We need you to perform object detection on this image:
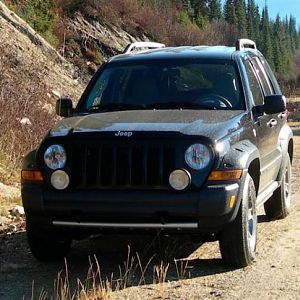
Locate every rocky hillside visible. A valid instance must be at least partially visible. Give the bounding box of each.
[0,1,80,215]
[64,12,148,75]
[0,0,151,216]
[0,1,85,184]
[0,1,84,98]
[0,0,152,182]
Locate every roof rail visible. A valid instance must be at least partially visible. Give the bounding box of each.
[123,42,166,54]
[236,39,257,51]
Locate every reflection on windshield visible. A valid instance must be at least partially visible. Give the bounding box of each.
[81,60,244,112]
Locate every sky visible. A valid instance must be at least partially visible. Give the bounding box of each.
[257,0,300,27]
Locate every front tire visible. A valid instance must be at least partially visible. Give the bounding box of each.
[219,174,257,267]
[26,218,71,261]
[264,154,292,220]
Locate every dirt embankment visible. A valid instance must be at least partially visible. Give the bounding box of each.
[0,0,87,221]
[0,127,300,300]
[0,1,85,99]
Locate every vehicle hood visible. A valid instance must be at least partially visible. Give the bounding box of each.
[50,110,248,142]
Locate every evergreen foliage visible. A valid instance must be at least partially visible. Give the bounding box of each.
[235,0,247,37]
[177,0,300,82]
[260,7,274,67]
[224,0,237,24]
[14,0,59,46]
[4,0,300,84]
[208,0,222,21]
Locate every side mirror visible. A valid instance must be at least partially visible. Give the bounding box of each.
[56,97,73,117]
[264,94,286,115]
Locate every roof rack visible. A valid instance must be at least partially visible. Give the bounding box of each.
[123,42,166,54]
[236,39,257,51]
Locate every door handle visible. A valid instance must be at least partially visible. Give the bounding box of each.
[267,119,277,127]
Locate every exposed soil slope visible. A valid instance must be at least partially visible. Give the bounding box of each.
[0,1,84,101]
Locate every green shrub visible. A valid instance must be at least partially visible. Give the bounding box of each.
[15,0,59,47]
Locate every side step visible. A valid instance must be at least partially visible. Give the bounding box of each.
[256,181,279,207]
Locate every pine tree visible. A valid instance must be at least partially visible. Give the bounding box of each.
[247,0,257,40]
[224,0,236,24]
[288,16,298,52]
[208,0,222,21]
[272,15,285,75]
[283,16,293,55]
[190,0,209,28]
[235,0,247,37]
[260,6,273,67]
[253,5,261,43]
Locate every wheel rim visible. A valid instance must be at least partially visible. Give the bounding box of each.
[283,164,291,209]
[247,197,257,253]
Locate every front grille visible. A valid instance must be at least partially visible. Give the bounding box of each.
[72,140,176,189]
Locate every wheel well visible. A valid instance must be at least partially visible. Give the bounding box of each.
[248,159,260,195]
[288,139,293,163]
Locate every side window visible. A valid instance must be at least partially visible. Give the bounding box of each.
[244,60,264,106]
[259,56,281,94]
[251,57,274,95]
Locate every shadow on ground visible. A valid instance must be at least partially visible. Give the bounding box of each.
[0,229,235,299]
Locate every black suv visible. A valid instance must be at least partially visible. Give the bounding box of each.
[21,39,293,267]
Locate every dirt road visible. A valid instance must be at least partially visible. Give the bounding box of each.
[1,128,300,300]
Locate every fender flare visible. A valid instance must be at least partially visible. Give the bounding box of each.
[220,140,260,171]
[22,149,38,170]
[220,139,260,195]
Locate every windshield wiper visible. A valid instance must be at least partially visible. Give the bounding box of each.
[87,103,147,112]
[145,102,216,110]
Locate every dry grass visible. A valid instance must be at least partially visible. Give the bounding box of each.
[0,196,22,216]
[26,237,194,300]
[0,44,57,183]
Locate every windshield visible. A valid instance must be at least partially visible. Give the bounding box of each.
[78,59,244,113]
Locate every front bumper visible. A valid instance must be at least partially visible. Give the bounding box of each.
[22,181,243,234]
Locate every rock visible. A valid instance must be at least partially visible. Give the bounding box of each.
[19,117,32,126]
[9,205,25,217]
[42,103,54,114]
[8,224,17,232]
[0,216,10,226]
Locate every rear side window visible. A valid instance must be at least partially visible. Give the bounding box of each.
[259,56,281,94]
[244,60,264,106]
[251,57,274,96]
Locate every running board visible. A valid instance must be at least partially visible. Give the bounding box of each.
[52,221,198,230]
[256,181,279,207]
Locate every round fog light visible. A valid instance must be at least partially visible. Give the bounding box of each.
[51,170,70,190]
[169,169,190,190]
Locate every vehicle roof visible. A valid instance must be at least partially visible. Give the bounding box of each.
[108,45,258,63]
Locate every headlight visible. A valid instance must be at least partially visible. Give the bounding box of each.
[51,170,70,190]
[185,144,210,170]
[44,144,66,170]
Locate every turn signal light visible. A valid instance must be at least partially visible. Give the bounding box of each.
[208,170,242,181]
[21,170,44,182]
[229,195,236,208]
